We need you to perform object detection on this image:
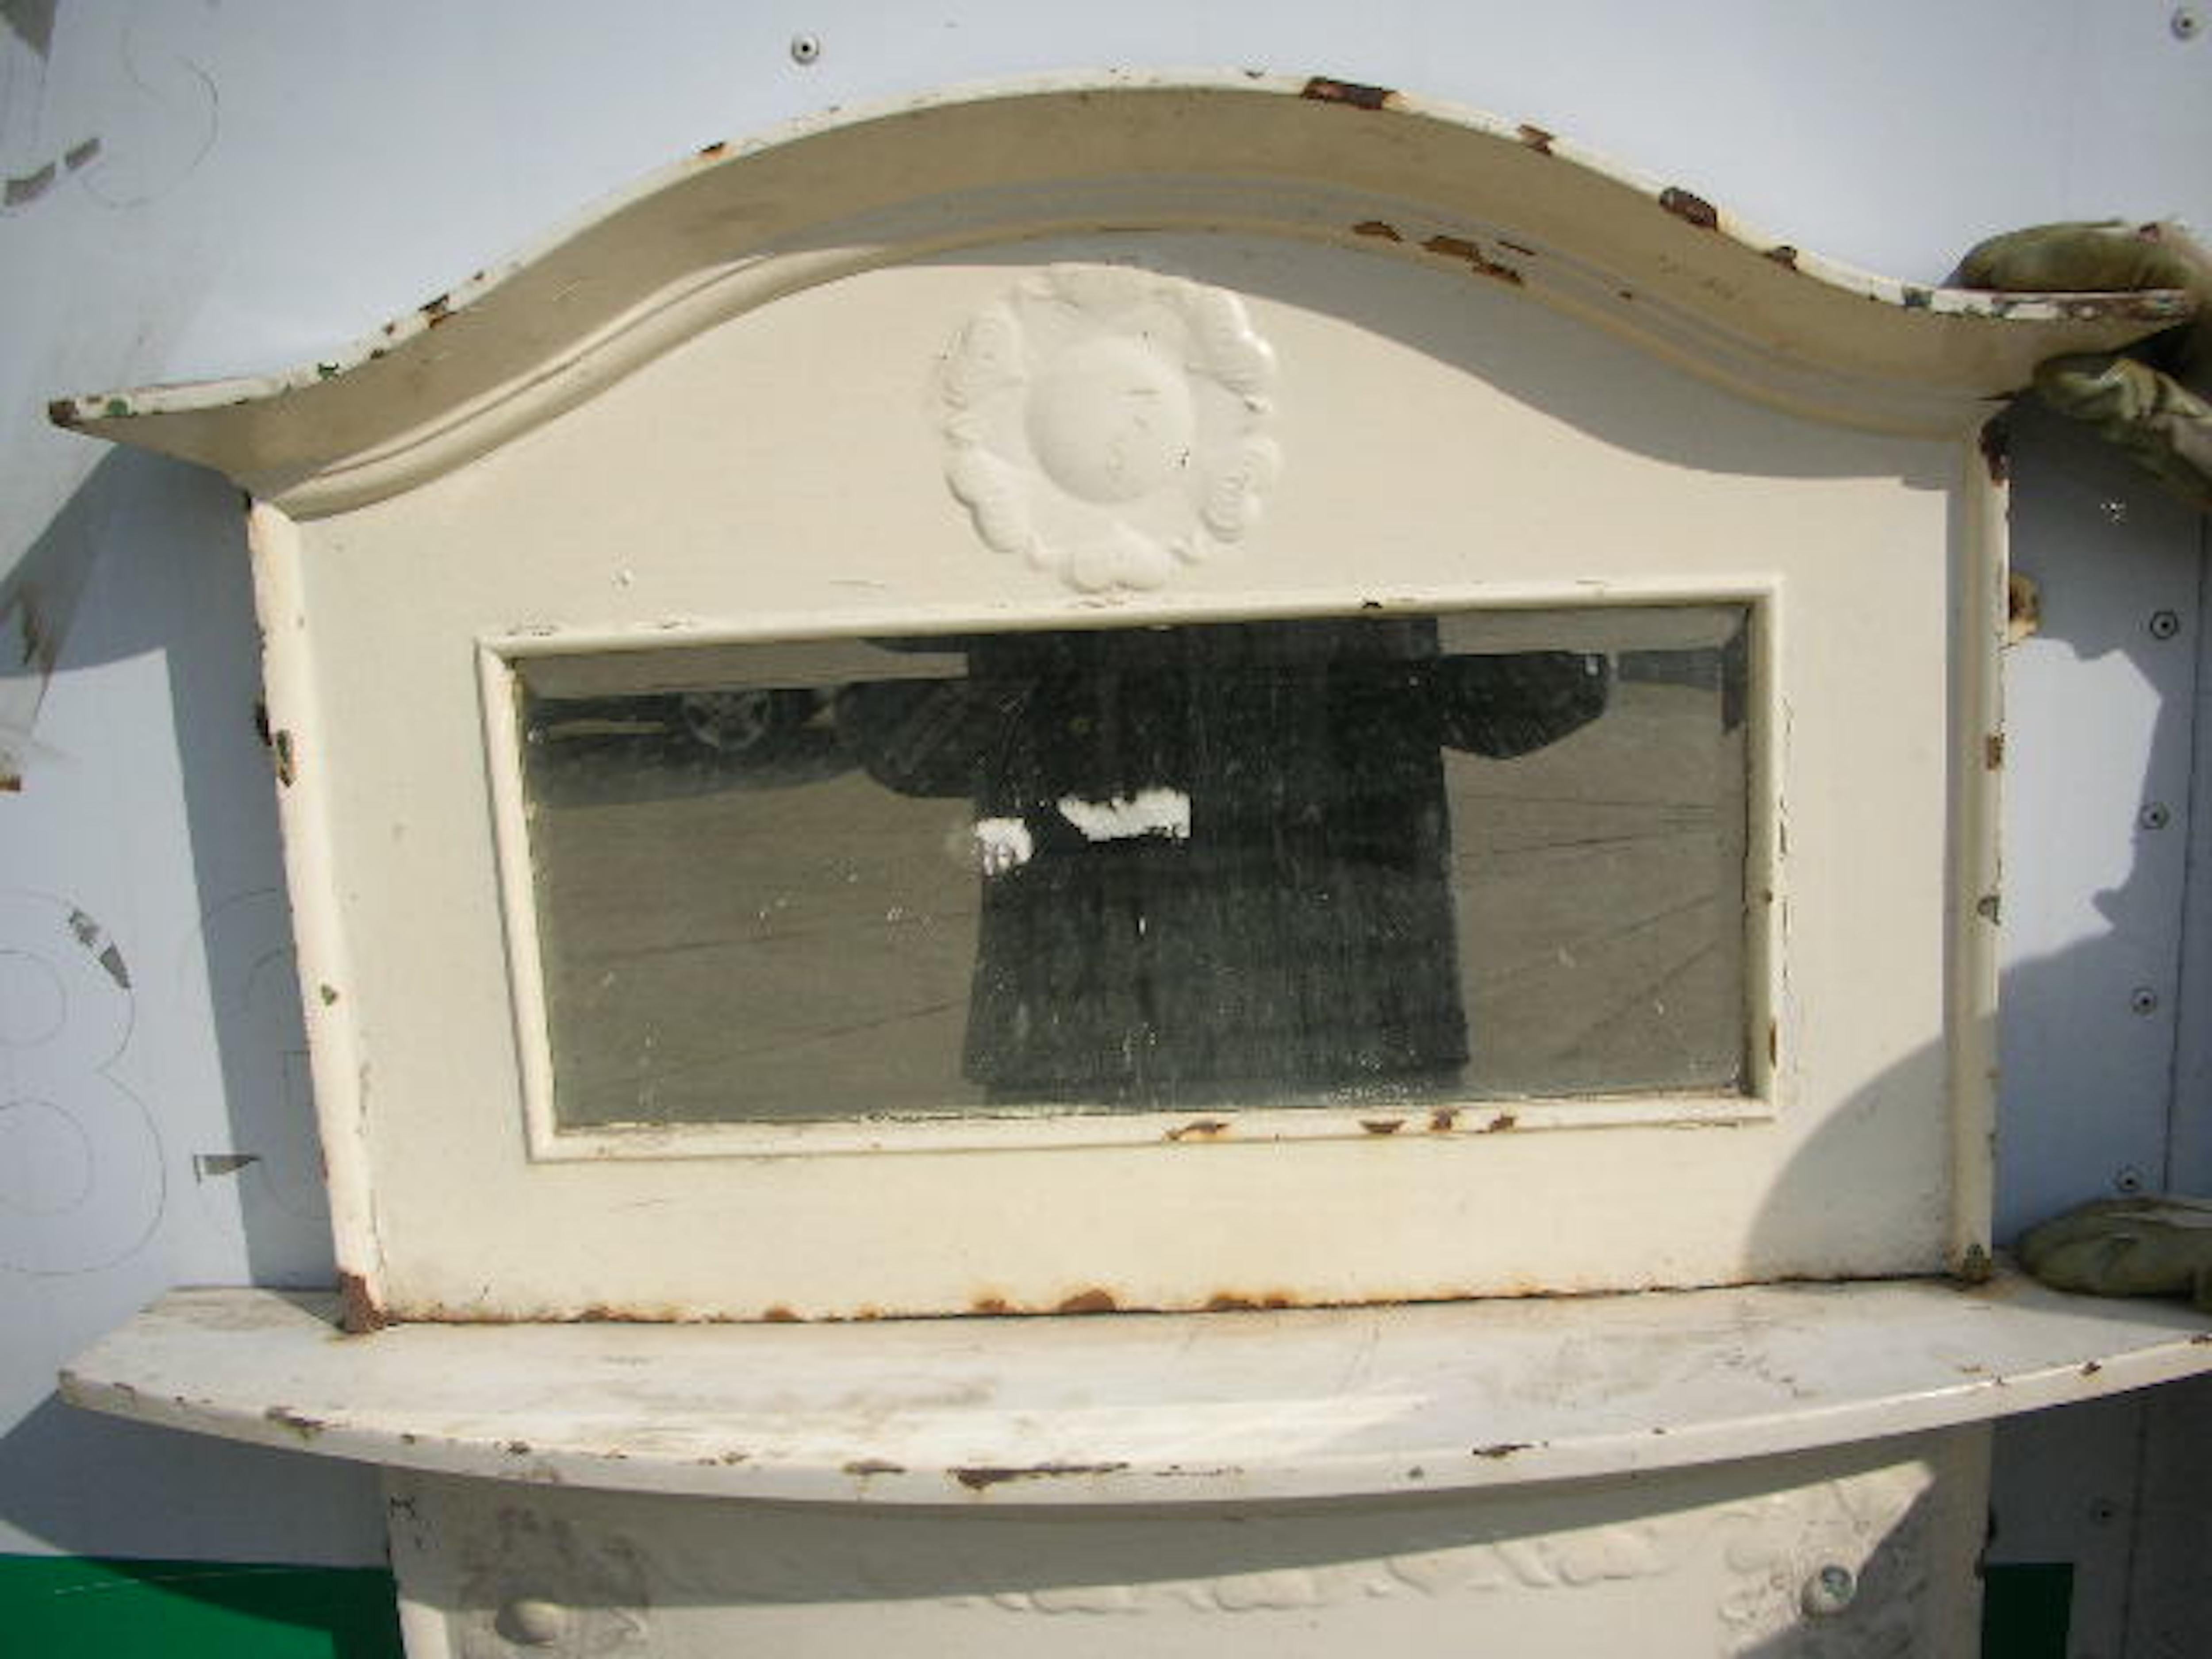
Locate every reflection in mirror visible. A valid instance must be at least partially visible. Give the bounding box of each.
[513,607,1751,1127]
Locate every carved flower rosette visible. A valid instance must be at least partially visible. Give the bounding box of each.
[938,265,1281,593]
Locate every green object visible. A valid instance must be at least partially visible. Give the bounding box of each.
[1980,1562,2074,1659]
[2018,1194,2212,1309]
[1956,220,2212,511]
[0,1553,403,1659]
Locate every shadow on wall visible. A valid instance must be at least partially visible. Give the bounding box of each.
[0,450,377,1563]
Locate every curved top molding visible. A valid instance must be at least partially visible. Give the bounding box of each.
[50,72,2192,514]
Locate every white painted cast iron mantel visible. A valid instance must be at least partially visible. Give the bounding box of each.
[49,74,2212,1506]
[63,1272,2212,1505]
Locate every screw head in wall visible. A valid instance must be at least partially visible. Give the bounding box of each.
[2114,1165,2146,1194]
[2149,609,2183,639]
[2129,987,2161,1016]
[2175,7,2203,41]
[790,32,822,64]
[2140,802,2173,831]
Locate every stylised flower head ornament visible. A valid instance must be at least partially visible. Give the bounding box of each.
[938,266,1282,593]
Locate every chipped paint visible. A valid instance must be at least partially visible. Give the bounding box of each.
[264,1404,326,1440]
[845,1457,905,1476]
[2007,572,2041,643]
[1056,1287,1118,1315]
[953,1461,1131,1490]
[1420,232,1523,284]
[1515,122,1555,154]
[1658,187,1719,230]
[1979,416,2011,484]
[1300,76,1396,111]
[1166,1118,1229,1142]
[1471,1442,1533,1459]
[272,728,297,786]
[1984,733,2005,771]
[1765,245,1800,269]
[1485,1112,1519,1133]
[1360,1118,1404,1136]
[337,1271,390,1335]
[1350,219,1402,242]
[1428,1107,1459,1133]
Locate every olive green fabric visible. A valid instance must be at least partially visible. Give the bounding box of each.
[2017,1194,2212,1309]
[1957,220,2211,511]
[0,1554,402,1658]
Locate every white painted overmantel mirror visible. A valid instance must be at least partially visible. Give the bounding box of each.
[47,76,2198,1327]
[57,73,2212,1659]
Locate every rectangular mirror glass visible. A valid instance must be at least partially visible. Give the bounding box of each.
[512,605,1751,1127]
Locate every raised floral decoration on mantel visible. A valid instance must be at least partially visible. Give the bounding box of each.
[938,265,1281,593]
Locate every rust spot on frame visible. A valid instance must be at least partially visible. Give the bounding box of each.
[1206,1290,1299,1312]
[1516,123,1555,154]
[1484,1112,1518,1133]
[1351,219,1402,242]
[1985,732,2006,771]
[264,1405,326,1440]
[2007,572,2041,644]
[845,1458,905,1476]
[970,1295,1013,1316]
[1361,1118,1404,1136]
[1056,1287,1118,1315]
[953,1460,1131,1491]
[1420,233,1524,285]
[337,1271,389,1335]
[696,140,729,160]
[1658,187,1720,230]
[760,1305,800,1323]
[1166,1118,1230,1142]
[1428,1107,1459,1133]
[1300,76,1397,111]
[1980,416,2012,484]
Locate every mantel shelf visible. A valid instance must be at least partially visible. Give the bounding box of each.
[62,1271,2212,1506]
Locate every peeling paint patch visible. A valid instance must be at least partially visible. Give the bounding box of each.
[264,1405,326,1440]
[338,1271,390,1335]
[1420,233,1524,285]
[953,1460,1130,1491]
[1980,416,2011,485]
[1658,188,1719,230]
[1300,76,1397,111]
[2007,572,2041,644]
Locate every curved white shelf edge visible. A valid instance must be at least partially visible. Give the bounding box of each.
[61,1271,2212,1507]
